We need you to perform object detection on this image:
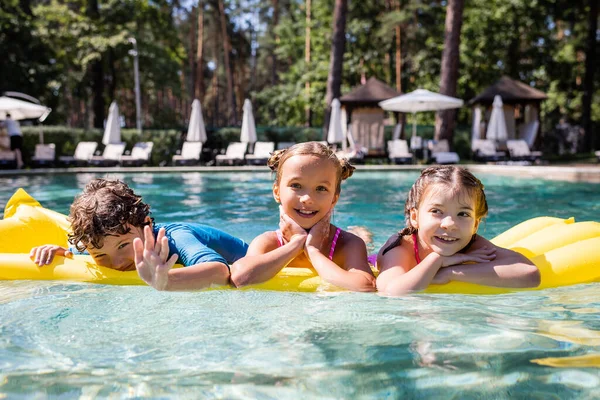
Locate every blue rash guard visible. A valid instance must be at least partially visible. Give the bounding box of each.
[71,223,248,268]
[154,223,248,267]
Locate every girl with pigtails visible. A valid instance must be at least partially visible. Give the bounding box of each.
[376,165,540,296]
[230,141,377,292]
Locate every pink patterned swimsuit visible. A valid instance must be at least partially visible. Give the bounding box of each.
[276,227,342,260]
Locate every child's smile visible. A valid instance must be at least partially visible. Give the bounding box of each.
[411,185,480,257]
[274,155,339,229]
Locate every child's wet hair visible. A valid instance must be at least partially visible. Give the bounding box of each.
[68,178,152,251]
[267,141,355,194]
[401,165,488,235]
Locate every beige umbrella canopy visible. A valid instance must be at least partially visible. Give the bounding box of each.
[379,89,464,138]
[0,96,51,121]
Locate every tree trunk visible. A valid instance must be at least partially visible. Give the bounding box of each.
[394,0,402,93]
[305,0,312,127]
[195,0,205,100]
[581,0,598,151]
[324,0,348,134]
[189,6,197,101]
[87,0,105,128]
[271,0,279,86]
[435,0,464,144]
[217,0,237,125]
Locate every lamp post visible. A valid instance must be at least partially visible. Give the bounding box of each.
[128,37,142,134]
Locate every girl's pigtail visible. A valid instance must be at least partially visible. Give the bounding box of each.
[338,156,356,180]
[267,149,287,172]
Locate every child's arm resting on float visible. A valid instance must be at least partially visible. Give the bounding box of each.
[432,237,540,288]
[134,226,230,291]
[230,213,307,287]
[376,245,444,295]
[376,243,497,295]
[305,233,376,292]
[29,245,73,266]
[229,232,305,287]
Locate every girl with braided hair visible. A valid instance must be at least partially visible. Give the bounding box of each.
[230,141,376,292]
[376,165,540,295]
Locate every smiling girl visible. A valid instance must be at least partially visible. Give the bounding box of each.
[376,166,540,295]
[230,141,376,292]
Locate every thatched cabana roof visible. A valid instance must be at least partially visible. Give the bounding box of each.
[469,76,547,105]
[340,77,401,107]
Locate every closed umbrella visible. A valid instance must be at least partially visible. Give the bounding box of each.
[471,106,482,145]
[485,95,507,141]
[186,99,207,143]
[379,89,464,138]
[240,99,257,146]
[102,101,121,145]
[327,98,344,146]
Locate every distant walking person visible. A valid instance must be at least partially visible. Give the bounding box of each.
[3,113,23,169]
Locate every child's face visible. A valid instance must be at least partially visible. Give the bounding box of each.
[409,185,480,257]
[273,154,339,230]
[86,224,149,271]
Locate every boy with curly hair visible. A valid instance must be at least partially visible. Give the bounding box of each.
[30,178,248,291]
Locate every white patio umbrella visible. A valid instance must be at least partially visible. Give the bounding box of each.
[240,99,257,146]
[0,96,51,121]
[379,89,464,138]
[485,95,507,141]
[186,99,207,142]
[0,96,52,144]
[102,101,122,145]
[327,98,344,146]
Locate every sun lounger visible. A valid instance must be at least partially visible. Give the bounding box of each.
[0,150,16,169]
[31,144,56,168]
[506,139,542,164]
[120,142,154,167]
[88,142,126,167]
[245,141,274,165]
[387,139,413,164]
[215,142,248,166]
[58,141,98,167]
[428,140,460,164]
[471,139,506,163]
[172,141,203,166]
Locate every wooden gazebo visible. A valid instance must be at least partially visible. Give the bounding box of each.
[470,76,547,147]
[339,77,401,155]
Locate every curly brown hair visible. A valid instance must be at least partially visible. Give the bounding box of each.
[267,141,355,194]
[68,178,152,251]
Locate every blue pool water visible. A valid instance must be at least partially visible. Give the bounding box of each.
[1,171,599,398]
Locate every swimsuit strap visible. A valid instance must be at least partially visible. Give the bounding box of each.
[329,228,342,260]
[412,233,421,264]
[276,229,284,247]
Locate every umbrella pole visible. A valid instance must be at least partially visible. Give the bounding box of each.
[412,112,417,138]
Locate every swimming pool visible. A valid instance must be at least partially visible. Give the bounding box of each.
[1,171,599,398]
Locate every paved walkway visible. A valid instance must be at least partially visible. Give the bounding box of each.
[1,164,599,183]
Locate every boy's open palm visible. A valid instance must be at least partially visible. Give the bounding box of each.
[133,226,178,290]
